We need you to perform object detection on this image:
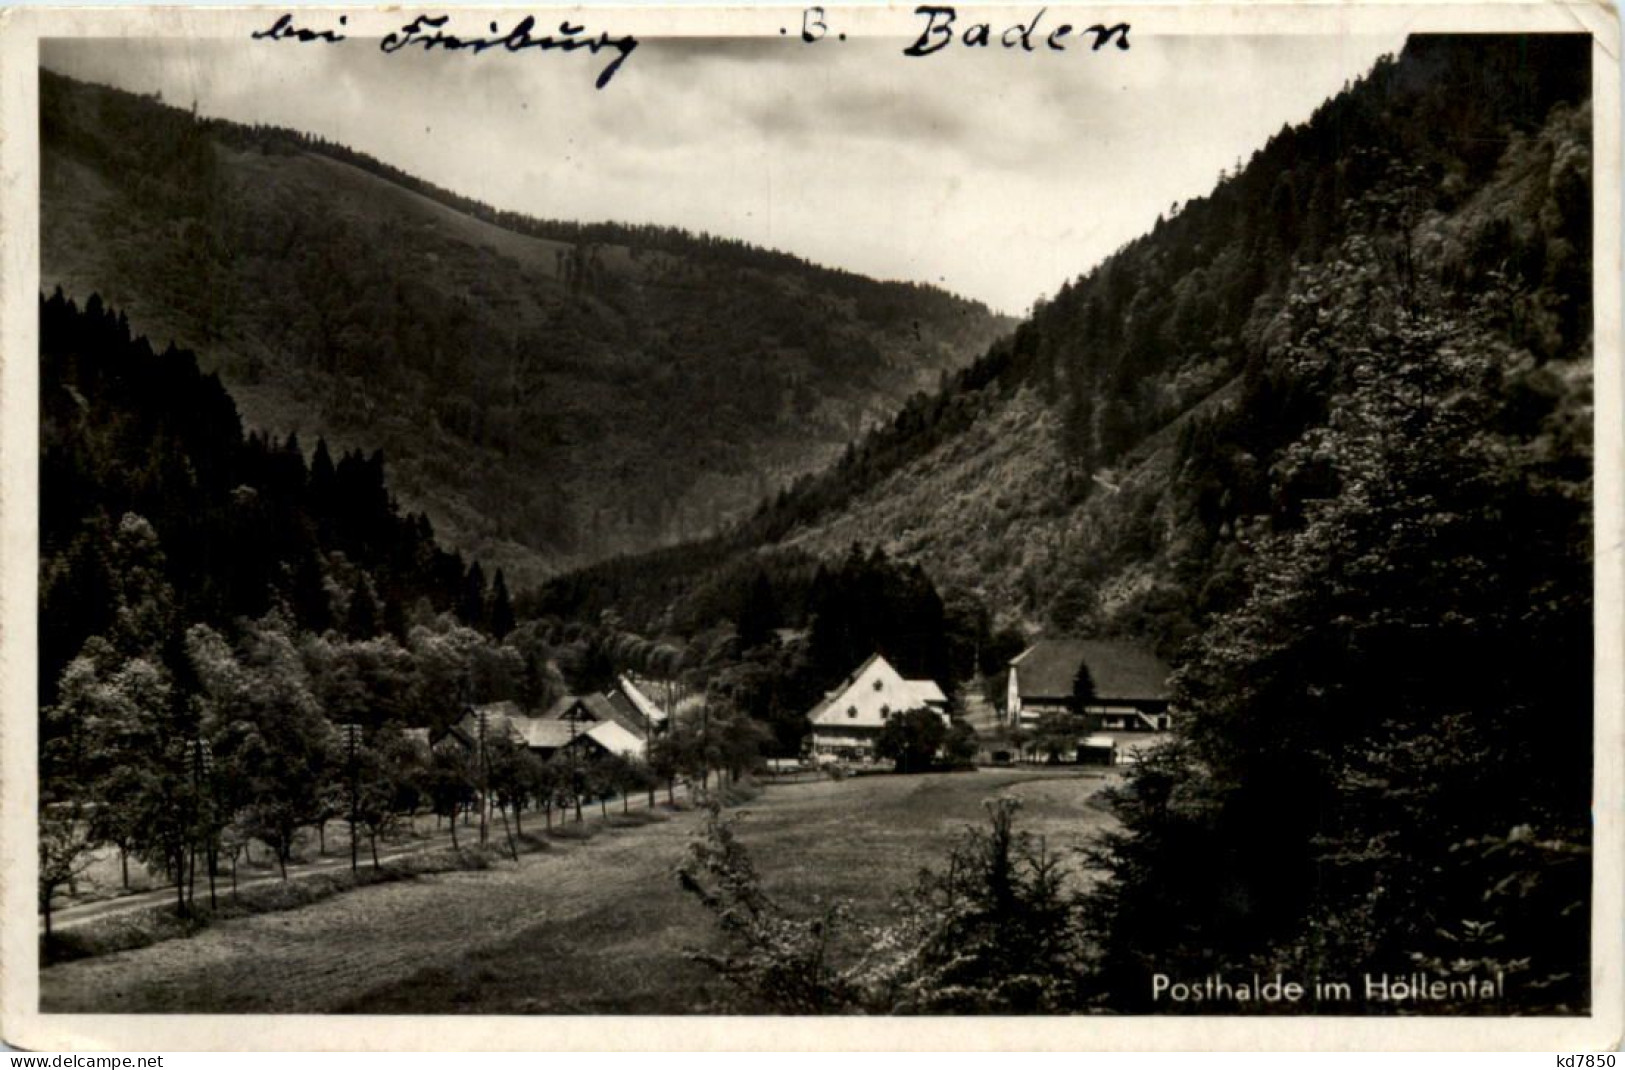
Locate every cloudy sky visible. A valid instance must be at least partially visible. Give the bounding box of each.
[44,24,1403,313]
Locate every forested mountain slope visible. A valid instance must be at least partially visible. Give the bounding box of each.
[740,35,1592,660]
[40,71,1010,586]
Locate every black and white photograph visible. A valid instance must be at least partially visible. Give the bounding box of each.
[1,0,1619,1050]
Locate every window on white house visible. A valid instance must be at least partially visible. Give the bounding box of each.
[847,706,857,718]
[873,679,884,691]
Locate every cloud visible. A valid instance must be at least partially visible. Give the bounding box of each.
[41,29,1402,313]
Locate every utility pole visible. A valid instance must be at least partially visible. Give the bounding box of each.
[566,703,583,822]
[476,705,490,846]
[191,738,216,910]
[701,682,712,794]
[339,723,362,874]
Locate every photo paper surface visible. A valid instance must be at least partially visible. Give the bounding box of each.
[0,1,1619,1051]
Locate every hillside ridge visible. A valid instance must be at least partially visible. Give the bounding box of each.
[40,69,1012,587]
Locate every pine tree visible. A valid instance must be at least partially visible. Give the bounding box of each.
[487,569,515,639]
[735,571,779,651]
[458,562,487,630]
[345,578,380,639]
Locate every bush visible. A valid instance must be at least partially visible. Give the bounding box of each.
[677,796,1086,1013]
[940,720,980,770]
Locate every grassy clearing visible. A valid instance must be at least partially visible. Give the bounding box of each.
[42,771,1112,1014]
[344,768,1113,1014]
[43,839,530,967]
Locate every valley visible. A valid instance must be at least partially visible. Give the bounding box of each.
[33,30,1598,1018]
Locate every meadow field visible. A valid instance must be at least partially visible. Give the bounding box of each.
[41,768,1117,1015]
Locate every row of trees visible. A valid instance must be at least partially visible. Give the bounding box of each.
[41,291,948,939]
[41,584,778,933]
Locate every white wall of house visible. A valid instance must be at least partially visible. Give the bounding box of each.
[808,655,947,757]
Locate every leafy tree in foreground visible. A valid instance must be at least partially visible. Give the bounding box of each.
[940,719,981,771]
[38,791,96,938]
[485,730,543,844]
[647,729,691,806]
[1032,709,1087,765]
[421,746,475,850]
[876,798,1082,1012]
[1082,213,1593,1012]
[352,722,425,867]
[678,803,861,1012]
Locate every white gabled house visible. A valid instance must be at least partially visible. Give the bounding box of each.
[807,653,948,760]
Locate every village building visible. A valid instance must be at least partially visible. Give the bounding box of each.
[438,696,646,761]
[613,673,668,729]
[807,653,948,761]
[541,693,649,758]
[1006,638,1172,732]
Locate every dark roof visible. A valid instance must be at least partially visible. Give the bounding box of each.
[1011,639,1171,701]
[604,690,649,734]
[433,723,474,750]
[543,693,646,738]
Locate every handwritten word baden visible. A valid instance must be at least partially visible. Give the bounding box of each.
[903,6,1129,56]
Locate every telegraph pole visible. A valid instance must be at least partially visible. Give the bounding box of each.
[191,738,216,910]
[476,705,490,846]
[340,723,362,874]
[567,704,583,822]
[701,682,712,794]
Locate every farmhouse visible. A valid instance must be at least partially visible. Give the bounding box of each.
[440,697,646,761]
[541,693,649,758]
[807,653,948,760]
[1006,638,1171,732]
